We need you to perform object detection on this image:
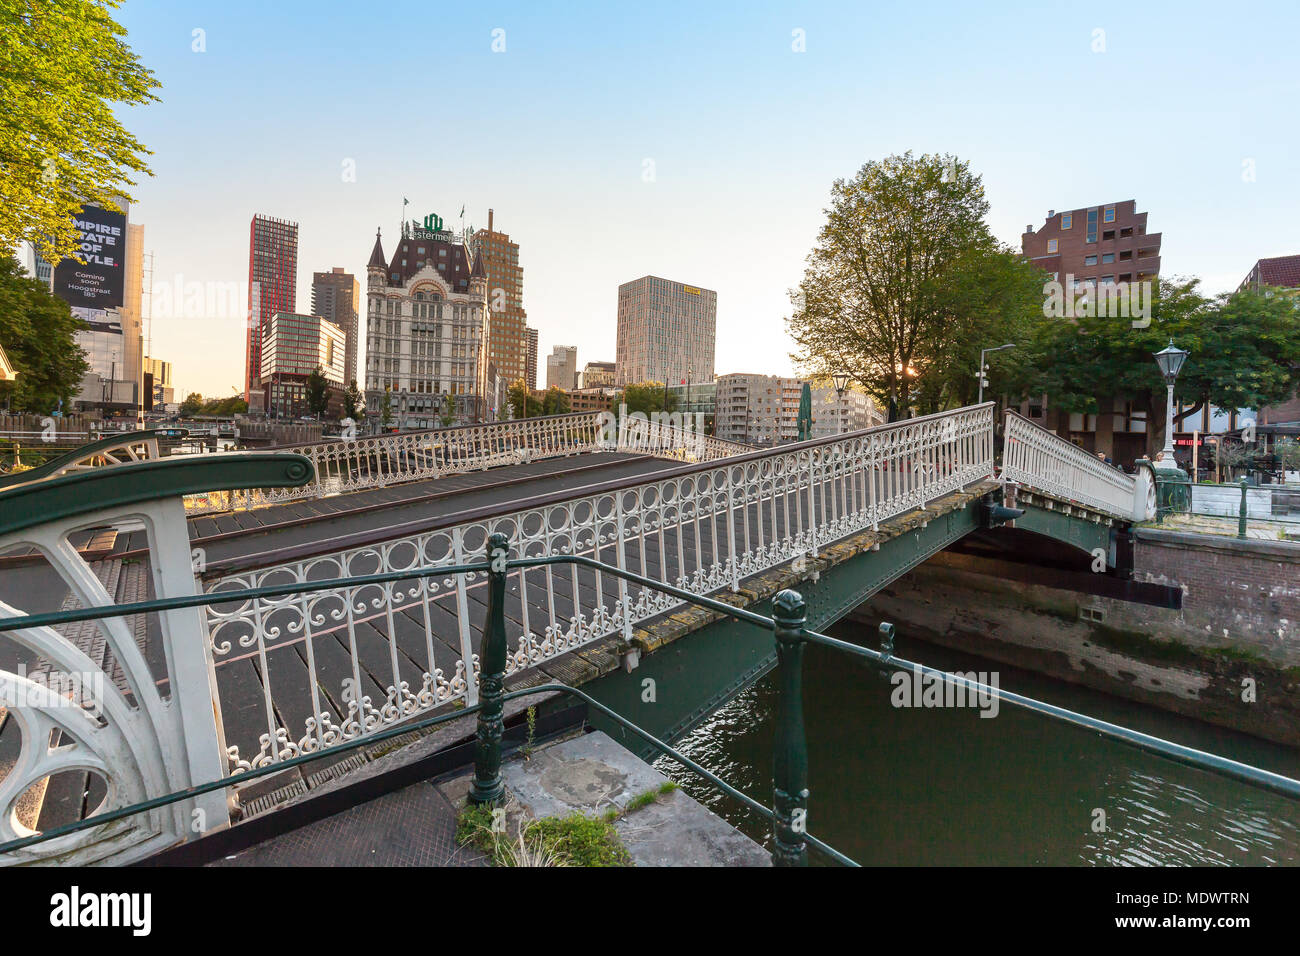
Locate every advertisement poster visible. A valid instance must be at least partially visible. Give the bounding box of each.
[52,204,127,324]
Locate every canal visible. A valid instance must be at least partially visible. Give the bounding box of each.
[656,620,1300,866]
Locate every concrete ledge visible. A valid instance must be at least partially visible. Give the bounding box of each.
[1136,526,1300,560]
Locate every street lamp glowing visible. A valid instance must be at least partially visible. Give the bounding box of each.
[1153,340,1189,461]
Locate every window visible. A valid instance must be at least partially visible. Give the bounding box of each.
[1103,206,1115,223]
[1120,227,1133,238]
[1102,253,1115,264]
[1046,239,1058,254]
[1086,209,1097,243]
[1085,255,1097,266]
[1061,212,1072,229]
[1103,230,1114,241]
[1119,250,1132,260]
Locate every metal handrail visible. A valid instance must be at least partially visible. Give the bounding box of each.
[4,542,1299,866]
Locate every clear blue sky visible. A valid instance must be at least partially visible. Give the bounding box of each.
[113,0,1300,398]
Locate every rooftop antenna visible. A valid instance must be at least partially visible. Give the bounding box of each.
[401,197,409,237]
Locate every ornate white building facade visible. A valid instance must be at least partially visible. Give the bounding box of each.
[364,223,491,428]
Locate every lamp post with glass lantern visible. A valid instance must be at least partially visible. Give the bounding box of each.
[832,372,850,434]
[1153,340,1189,464]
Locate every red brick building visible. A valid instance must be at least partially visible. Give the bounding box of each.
[1019,201,1163,465]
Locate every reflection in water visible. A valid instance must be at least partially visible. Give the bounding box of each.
[657,631,1300,866]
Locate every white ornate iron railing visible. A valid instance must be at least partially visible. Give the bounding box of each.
[1001,410,1154,522]
[184,412,609,514]
[616,413,754,463]
[201,404,997,774]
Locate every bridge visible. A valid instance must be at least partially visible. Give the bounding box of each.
[5,402,1267,867]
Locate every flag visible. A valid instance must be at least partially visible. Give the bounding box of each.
[460,205,465,217]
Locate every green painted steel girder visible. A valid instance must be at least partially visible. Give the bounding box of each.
[0,453,313,536]
[1011,501,1115,564]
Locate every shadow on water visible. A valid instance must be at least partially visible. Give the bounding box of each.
[655,623,1300,866]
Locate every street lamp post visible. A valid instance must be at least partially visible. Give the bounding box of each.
[1153,340,1189,463]
[977,343,1016,405]
[832,371,851,434]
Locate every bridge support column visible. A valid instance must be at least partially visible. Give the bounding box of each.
[469,532,510,806]
[771,589,809,867]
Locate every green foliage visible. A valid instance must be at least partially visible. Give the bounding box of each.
[342,380,363,420]
[525,814,630,867]
[1013,279,1300,452]
[0,256,88,412]
[508,380,570,417]
[0,0,160,264]
[380,387,393,426]
[306,365,330,417]
[788,152,1040,418]
[618,381,677,417]
[178,392,203,417]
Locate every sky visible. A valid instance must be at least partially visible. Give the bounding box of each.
[109,0,1300,399]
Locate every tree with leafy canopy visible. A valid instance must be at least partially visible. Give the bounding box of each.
[507,379,542,418]
[788,152,1042,420]
[540,386,570,416]
[617,382,677,418]
[179,392,203,417]
[0,0,160,264]
[342,380,363,420]
[1009,279,1300,455]
[380,387,393,427]
[0,255,89,413]
[306,366,330,417]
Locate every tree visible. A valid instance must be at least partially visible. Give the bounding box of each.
[0,255,88,412]
[179,392,203,417]
[1013,279,1300,454]
[787,152,1039,421]
[1,0,160,264]
[200,396,246,416]
[343,380,363,420]
[618,381,677,417]
[380,387,393,427]
[508,379,542,418]
[540,386,570,416]
[306,365,330,417]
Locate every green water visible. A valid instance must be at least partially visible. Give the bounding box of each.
[656,627,1300,866]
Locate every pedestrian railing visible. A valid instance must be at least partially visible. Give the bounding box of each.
[4,530,1300,867]
[184,412,611,514]
[199,403,997,772]
[1001,409,1155,521]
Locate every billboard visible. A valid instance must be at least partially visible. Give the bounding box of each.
[52,204,127,324]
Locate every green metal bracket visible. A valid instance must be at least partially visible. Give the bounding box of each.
[0,452,313,536]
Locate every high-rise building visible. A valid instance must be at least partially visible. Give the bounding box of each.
[246,214,299,404]
[1020,201,1162,464]
[312,267,360,388]
[261,312,346,418]
[615,276,716,387]
[364,219,491,428]
[579,360,616,389]
[469,209,529,388]
[525,326,539,390]
[546,345,578,390]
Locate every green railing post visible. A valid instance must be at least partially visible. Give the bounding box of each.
[468,531,510,805]
[1238,478,1249,539]
[771,588,809,867]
